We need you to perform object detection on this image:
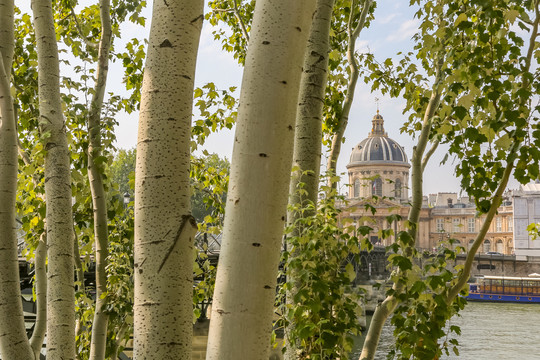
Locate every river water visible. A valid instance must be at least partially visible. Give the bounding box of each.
[352,302,540,359]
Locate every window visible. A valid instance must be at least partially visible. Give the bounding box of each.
[508,216,513,232]
[437,218,444,232]
[496,217,502,232]
[483,239,491,253]
[453,218,461,233]
[372,178,382,197]
[468,239,475,250]
[395,178,402,199]
[468,218,475,233]
[354,179,360,198]
[496,239,504,253]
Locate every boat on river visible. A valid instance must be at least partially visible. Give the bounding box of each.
[467,275,540,303]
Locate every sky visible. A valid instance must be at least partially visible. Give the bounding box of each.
[59,1,522,196]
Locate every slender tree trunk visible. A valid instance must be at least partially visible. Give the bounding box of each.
[0,1,35,358]
[284,1,334,358]
[87,1,112,358]
[359,65,443,360]
[18,142,48,358]
[206,1,316,359]
[29,233,47,358]
[326,0,372,190]
[133,1,202,359]
[32,0,76,358]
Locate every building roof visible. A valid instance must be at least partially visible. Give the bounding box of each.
[347,112,409,167]
[521,181,540,192]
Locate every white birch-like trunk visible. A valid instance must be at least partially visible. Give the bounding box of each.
[133,1,202,359]
[32,0,76,358]
[87,1,112,358]
[0,1,35,358]
[18,143,48,358]
[29,233,47,358]
[326,0,372,189]
[284,2,334,358]
[206,1,316,359]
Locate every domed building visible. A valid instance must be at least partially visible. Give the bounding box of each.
[341,110,516,256]
[347,111,410,202]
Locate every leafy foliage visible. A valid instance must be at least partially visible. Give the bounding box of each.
[279,183,366,359]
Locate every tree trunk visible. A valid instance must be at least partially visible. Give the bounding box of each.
[32,0,76,358]
[206,1,316,359]
[326,0,372,190]
[358,71,443,360]
[0,1,35,358]
[133,1,202,359]
[29,233,47,358]
[284,1,334,358]
[87,1,112,359]
[18,142,48,358]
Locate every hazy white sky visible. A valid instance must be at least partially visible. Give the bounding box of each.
[20,1,520,196]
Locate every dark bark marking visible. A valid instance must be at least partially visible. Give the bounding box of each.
[262,41,270,45]
[216,309,230,315]
[281,216,285,221]
[159,39,172,48]
[154,175,165,179]
[167,117,175,121]
[181,74,191,80]
[235,198,240,204]
[191,14,204,24]
[281,80,287,84]
[163,0,169,6]
[264,285,272,289]
[288,125,293,131]
[158,214,197,273]
[259,153,267,157]
[295,27,302,32]
[45,142,57,150]
[252,243,261,247]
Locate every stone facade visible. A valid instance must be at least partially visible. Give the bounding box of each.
[341,111,519,256]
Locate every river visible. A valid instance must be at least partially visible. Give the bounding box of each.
[352,302,540,359]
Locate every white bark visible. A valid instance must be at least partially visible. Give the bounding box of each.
[29,234,47,359]
[0,1,35,358]
[133,1,202,359]
[32,0,76,358]
[206,1,316,359]
[87,1,112,358]
[284,1,334,358]
[18,142,48,358]
[327,0,372,189]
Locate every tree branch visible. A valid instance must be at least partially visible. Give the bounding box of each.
[68,5,98,49]
[421,139,439,174]
[232,0,250,42]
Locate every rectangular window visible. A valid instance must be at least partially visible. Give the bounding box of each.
[496,217,502,232]
[468,218,475,233]
[436,218,444,232]
[453,218,461,233]
[508,216,513,232]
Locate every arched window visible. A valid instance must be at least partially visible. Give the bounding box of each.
[468,239,475,251]
[372,178,382,197]
[395,178,402,199]
[483,239,491,253]
[496,239,504,254]
[354,179,360,198]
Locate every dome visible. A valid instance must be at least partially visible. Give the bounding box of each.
[347,112,408,166]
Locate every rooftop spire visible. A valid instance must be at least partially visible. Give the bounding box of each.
[370,110,387,137]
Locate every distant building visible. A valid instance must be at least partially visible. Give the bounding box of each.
[512,182,540,259]
[340,111,518,256]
